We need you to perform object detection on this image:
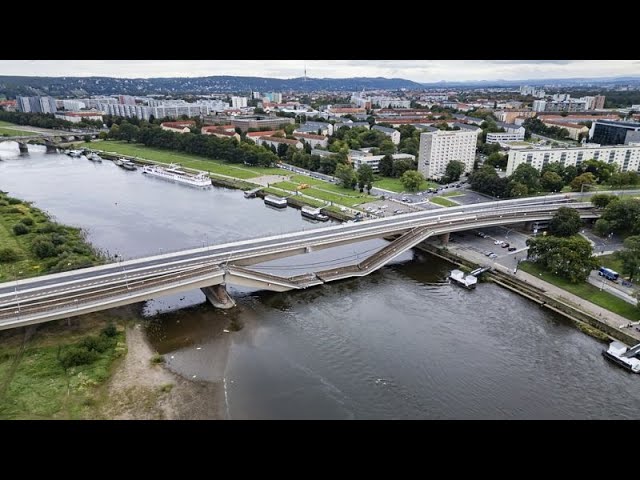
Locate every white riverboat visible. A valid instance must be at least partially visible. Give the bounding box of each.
[301,206,329,222]
[142,164,211,187]
[264,195,288,208]
[602,341,640,373]
[449,269,478,289]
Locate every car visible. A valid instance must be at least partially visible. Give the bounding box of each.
[485,251,494,257]
[508,246,517,252]
[489,253,498,259]
[394,209,403,214]
[455,184,461,188]
[494,240,502,245]
[501,242,510,248]
[476,232,484,237]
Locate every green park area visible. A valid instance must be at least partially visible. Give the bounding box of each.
[519,261,640,321]
[273,174,376,207]
[0,120,37,137]
[372,177,437,193]
[97,141,280,180]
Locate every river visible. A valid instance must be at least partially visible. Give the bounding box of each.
[2,144,640,419]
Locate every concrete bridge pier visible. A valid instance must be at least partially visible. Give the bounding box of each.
[45,143,58,153]
[201,284,236,309]
[17,142,28,154]
[439,232,450,245]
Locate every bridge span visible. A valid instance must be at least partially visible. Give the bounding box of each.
[0,201,599,330]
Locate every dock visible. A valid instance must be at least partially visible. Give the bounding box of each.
[244,187,262,198]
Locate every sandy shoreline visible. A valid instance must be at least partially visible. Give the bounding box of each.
[101,322,227,420]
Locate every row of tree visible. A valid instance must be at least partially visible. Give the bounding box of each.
[470,159,639,199]
[0,111,102,132]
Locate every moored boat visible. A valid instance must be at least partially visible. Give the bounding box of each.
[87,152,102,162]
[449,269,478,289]
[602,341,640,373]
[301,206,329,221]
[264,195,288,208]
[142,164,211,187]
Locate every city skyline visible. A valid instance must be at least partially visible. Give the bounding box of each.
[0,60,638,82]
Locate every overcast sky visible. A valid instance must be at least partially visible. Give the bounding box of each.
[0,60,638,82]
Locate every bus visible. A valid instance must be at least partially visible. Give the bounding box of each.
[598,267,619,281]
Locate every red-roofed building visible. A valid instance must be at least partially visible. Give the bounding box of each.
[201,126,240,141]
[161,121,195,133]
[0,100,17,112]
[258,136,303,150]
[541,120,589,140]
[327,106,367,116]
[292,132,328,148]
[246,130,285,143]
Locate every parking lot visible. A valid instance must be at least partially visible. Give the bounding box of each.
[445,225,532,272]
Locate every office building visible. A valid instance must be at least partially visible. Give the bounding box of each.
[231,96,248,108]
[589,120,640,145]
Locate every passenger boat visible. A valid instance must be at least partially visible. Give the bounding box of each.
[87,153,102,162]
[142,164,211,187]
[301,206,329,221]
[264,195,288,208]
[117,158,137,170]
[602,341,640,373]
[67,150,83,158]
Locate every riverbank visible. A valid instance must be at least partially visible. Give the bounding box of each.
[416,241,640,346]
[0,190,224,419]
[91,141,359,221]
[0,190,104,282]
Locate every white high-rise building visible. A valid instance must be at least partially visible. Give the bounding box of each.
[506,144,640,175]
[418,124,480,179]
[231,96,248,108]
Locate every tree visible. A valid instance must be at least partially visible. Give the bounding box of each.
[335,163,357,189]
[510,163,540,193]
[540,171,564,193]
[616,235,640,281]
[600,198,640,235]
[400,170,424,192]
[444,160,465,182]
[570,172,597,192]
[485,152,508,169]
[277,142,288,158]
[590,193,618,209]
[98,131,108,140]
[549,207,582,237]
[366,182,373,194]
[83,135,91,143]
[508,181,528,197]
[378,154,394,177]
[357,164,374,192]
[526,235,597,283]
[392,159,414,178]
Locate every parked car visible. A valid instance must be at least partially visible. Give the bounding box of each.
[489,253,498,259]
[501,242,510,248]
[494,240,502,245]
[508,246,517,252]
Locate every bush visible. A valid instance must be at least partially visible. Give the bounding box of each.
[20,217,34,226]
[0,200,8,206]
[101,323,118,338]
[31,237,57,258]
[150,353,165,364]
[8,207,22,214]
[0,247,20,263]
[7,197,22,205]
[12,223,29,235]
[80,335,114,353]
[59,346,99,369]
[36,223,58,234]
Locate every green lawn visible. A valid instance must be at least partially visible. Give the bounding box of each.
[373,177,437,193]
[0,126,37,136]
[273,182,372,207]
[96,141,281,180]
[519,261,640,321]
[0,318,126,419]
[430,196,458,207]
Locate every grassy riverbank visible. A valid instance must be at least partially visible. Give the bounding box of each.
[0,191,104,282]
[96,141,280,180]
[0,120,37,137]
[0,313,127,419]
[519,261,640,321]
[430,196,459,207]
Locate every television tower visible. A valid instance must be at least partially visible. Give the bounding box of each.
[304,61,307,82]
